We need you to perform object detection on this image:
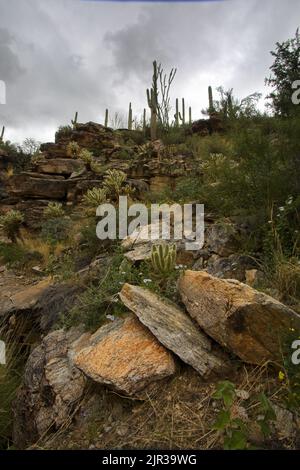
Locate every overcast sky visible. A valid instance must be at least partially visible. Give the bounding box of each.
[0,0,299,144]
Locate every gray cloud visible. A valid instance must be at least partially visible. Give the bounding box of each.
[0,0,299,143]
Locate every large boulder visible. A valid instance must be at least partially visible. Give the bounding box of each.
[119,284,230,378]
[178,270,300,364]
[13,328,86,448]
[206,222,240,257]
[36,158,85,176]
[0,277,53,318]
[73,315,175,395]
[7,173,69,199]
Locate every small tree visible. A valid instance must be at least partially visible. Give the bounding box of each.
[265,29,300,116]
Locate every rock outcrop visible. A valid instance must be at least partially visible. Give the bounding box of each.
[120,283,230,377]
[13,328,86,448]
[178,270,300,364]
[73,315,175,395]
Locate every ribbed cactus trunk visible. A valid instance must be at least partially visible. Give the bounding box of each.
[181,98,185,125]
[147,89,157,140]
[104,109,109,127]
[189,106,192,124]
[128,102,133,130]
[208,86,214,115]
[175,98,179,127]
[71,112,78,127]
[143,108,146,135]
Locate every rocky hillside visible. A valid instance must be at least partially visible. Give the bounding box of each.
[0,120,300,451]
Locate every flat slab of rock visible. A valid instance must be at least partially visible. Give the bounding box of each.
[36,158,85,176]
[73,315,175,395]
[0,276,52,317]
[120,283,229,378]
[178,270,300,364]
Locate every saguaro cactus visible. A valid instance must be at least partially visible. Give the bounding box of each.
[181,98,185,125]
[174,98,183,126]
[146,60,159,140]
[147,88,157,140]
[71,112,78,127]
[208,86,214,115]
[189,106,192,124]
[104,109,109,127]
[128,102,133,130]
[143,108,146,135]
[0,126,4,142]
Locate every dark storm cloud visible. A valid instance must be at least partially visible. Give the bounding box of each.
[0,28,24,82]
[0,0,300,142]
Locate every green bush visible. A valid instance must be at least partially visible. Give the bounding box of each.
[0,210,24,243]
[41,217,71,243]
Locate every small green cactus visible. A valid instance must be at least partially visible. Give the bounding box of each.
[66,141,80,158]
[103,169,127,199]
[82,187,108,207]
[151,243,177,278]
[79,148,93,165]
[0,210,24,242]
[43,202,65,219]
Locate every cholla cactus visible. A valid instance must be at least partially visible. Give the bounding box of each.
[103,169,127,199]
[43,202,64,219]
[66,141,80,158]
[79,148,93,165]
[0,210,24,242]
[151,243,177,278]
[82,187,108,207]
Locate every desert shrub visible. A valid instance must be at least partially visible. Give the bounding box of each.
[0,242,28,267]
[0,210,24,243]
[56,125,73,139]
[103,169,126,198]
[43,202,65,219]
[162,176,203,203]
[187,133,234,161]
[41,217,71,243]
[161,127,186,145]
[66,141,80,158]
[63,251,135,330]
[0,141,31,173]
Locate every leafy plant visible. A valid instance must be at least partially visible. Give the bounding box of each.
[212,381,276,450]
[0,210,24,243]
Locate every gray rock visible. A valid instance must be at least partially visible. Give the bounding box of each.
[119,283,230,378]
[13,328,86,448]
